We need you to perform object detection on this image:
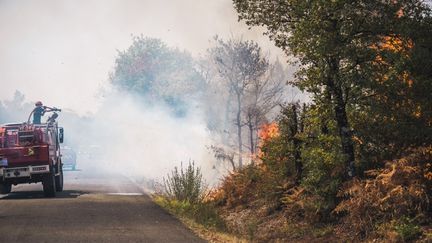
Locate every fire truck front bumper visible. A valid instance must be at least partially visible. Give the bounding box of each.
[0,165,50,179]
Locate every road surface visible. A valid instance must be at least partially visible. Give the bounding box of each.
[0,169,205,243]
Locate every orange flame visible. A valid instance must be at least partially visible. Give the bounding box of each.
[258,123,279,141]
[372,35,414,87]
[252,122,280,161]
[379,35,413,53]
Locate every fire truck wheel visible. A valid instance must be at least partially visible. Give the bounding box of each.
[55,168,64,192]
[43,173,56,197]
[0,183,11,194]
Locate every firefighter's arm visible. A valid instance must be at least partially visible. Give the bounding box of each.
[42,106,50,115]
[43,106,61,113]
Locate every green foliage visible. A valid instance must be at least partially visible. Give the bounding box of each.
[110,35,205,115]
[279,133,344,222]
[259,135,291,179]
[163,161,206,203]
[351,17,432,165]
[209,1,432,241]
[234,0,432,180]
[393,217,422,241]
[154,196,226,231]
[259,103,344,216]
[291,105,343,213]
[301,133,344,198]
[259,103,307,185]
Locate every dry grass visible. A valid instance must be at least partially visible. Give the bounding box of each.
[175,216,246,243]
[212,147,432,242]
[153,195,245,243]
[334,146,432,240]
[156,146,432,242]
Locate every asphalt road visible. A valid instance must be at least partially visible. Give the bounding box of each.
[0,169,206,243]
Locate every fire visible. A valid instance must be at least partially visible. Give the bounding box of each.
[248,123,280,162]
[414,105,422,118]
[372,4,414,83]
[372,35,414,87]
[258,123,279,141]
[378,35,413,53]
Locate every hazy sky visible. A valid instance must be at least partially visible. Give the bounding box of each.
[0,0,284,114]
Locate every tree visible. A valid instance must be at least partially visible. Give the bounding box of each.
[243,60,285,159]
[0,90,31,123]
[110,36,205,115]
[233,0,432,178]
[352,5,432,165]
[209,37,269,168]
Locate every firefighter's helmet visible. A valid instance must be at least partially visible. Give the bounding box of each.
[35,101,43,107]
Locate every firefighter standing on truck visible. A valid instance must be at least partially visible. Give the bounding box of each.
[31,101,61,125]
[33,101,56,124]
[33,101,45,124]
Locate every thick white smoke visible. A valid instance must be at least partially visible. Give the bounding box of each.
[60,91,219,186]
[0,0,286,114]
[0,0,299,190]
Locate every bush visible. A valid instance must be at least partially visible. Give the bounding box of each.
[393,217,422,241]
[334,147,432,239]
[154,196,226,230]
[215,165,263,208]
[163,161,206,203]
[294,133,345,222]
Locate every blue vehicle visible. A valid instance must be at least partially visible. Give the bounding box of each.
[61,146,77,171]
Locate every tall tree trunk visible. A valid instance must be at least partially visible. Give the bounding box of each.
[290,104,302,184]
[223,93,232,146]
[327,57,355,178]
[254,115,259,155]
[236,92,243,169]
[248,117,255,164]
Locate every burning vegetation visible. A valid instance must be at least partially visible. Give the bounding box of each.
[258,123,279,142]
[153,1,432,242]
[1,0,431,242]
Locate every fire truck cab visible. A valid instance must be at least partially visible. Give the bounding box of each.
[0,119,64,197]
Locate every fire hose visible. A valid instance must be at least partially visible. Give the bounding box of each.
[27,106,62,124]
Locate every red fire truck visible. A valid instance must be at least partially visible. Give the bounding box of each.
[0,109,64,197]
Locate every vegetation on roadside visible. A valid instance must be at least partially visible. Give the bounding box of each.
[202,0,432,241]
[103,0,432,241]
[154,161,244,242]
[154,196,226,231]
[158,1,432,241]
[163,161,206,204]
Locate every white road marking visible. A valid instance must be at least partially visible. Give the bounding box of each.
[106,192,143,196]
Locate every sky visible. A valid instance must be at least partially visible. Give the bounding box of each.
[0,0,285,114]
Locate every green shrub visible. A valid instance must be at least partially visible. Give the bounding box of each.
[163,161,206,203]
[394,217,422,241]
[298,133,345,220]
[159,161,226,231]
[155,196,226,230]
